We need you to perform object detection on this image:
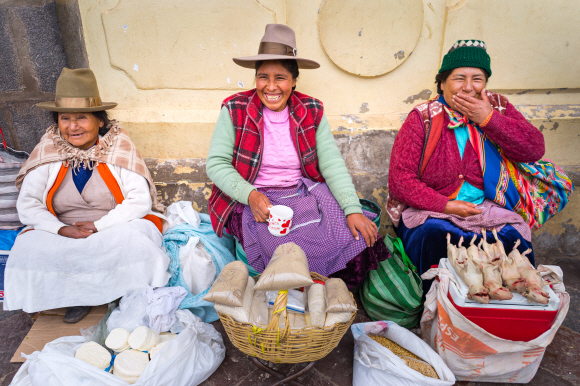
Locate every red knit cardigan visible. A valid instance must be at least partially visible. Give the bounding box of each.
[388,95,545,213]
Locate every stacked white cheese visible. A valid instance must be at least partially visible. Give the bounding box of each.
[105,328,131,354]
[128,326,159,352]
[113,349,149,384]
[74,341,112,371]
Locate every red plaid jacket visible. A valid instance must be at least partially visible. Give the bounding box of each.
[209,89,325,236]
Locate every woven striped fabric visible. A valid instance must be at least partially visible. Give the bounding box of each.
[444,103,574,231]
[360,235,423,329]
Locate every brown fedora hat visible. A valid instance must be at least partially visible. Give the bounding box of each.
[233,24,320,69]
[36,68,117,112]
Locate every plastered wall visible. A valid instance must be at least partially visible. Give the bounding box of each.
[75,0,580,256]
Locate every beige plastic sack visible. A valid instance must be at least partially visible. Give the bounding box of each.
[420,268,570,383]
[307,284,326,327]
[214,276,255,323]
[249,290,269,327]
[325,278,357,313]
[203,261,249,307]
[254,243,313,291]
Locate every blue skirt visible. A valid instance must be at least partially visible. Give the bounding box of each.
[396,218,535,294]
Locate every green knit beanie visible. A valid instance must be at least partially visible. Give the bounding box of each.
[439,40,492,77]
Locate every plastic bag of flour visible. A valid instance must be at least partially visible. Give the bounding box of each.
[214,277,254,323]
[254,243,313,291]
[324,312,351,327]
[308,284,327,327]
[325,278,357,313]
[249,290,269,327]
[203,261,248,307]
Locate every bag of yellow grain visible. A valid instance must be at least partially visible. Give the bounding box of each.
[351,321,455,386]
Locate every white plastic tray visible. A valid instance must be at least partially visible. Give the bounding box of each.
[439,258,559,311]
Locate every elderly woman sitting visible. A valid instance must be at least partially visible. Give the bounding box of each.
[388,40,545,292]
[207,24,389,287]
[4,69,170,323]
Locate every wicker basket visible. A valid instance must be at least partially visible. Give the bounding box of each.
[217,272,357,363]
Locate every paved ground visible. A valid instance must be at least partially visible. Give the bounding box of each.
[1,254,578,385]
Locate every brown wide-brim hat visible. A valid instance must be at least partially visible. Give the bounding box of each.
[36,68,117,112]
[233,24,320,70]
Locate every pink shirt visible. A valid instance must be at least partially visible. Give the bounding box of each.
[253,107,303,188]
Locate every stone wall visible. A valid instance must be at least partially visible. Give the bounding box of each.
[0,0,69,154]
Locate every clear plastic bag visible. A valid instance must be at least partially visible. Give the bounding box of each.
[266,289,306,313]
[325,278,357,313]
[324,311,351,327]
[80,302,115,346]
[307,284,326,327]
[254,243,313,291]
[203,261,248,307]
[106,288,150,333]
[214,277,254,323]
[249,290,269,327]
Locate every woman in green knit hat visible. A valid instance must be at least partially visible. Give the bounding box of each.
[387,40,546,295]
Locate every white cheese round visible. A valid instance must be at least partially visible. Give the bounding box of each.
[128,326,159,352]
[113,349,149,384]
[74,341,111,371]
[105,328,131,353]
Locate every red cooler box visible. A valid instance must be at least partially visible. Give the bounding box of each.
[438,258,559,342]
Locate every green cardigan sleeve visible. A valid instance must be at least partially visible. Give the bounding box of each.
[316,114,363,215]
[206,107,256,205]
[206,108,362,215]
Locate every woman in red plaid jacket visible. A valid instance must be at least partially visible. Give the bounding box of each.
[206,24,389,288]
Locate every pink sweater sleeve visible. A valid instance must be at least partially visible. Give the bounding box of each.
[388,110,449,213]
[482,102,545,163]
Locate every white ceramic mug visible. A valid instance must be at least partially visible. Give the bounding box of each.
[268,205,293,237]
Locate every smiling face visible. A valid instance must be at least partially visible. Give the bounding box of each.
[255,61,297,112]
[441,67,487,110]
[58,112,103,150]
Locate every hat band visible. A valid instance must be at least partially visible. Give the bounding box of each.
[55,97,102,109]
[258,42,298,57]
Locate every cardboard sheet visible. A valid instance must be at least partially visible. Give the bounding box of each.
[10,305,108,363]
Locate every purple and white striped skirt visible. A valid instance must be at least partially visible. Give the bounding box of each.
[226,178,389,284]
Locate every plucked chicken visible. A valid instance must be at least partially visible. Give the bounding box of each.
[493,229,528,293]
[508,240,550,304]
[447,234,489,304]
[480,228,501,264]
[475,239,513,301]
